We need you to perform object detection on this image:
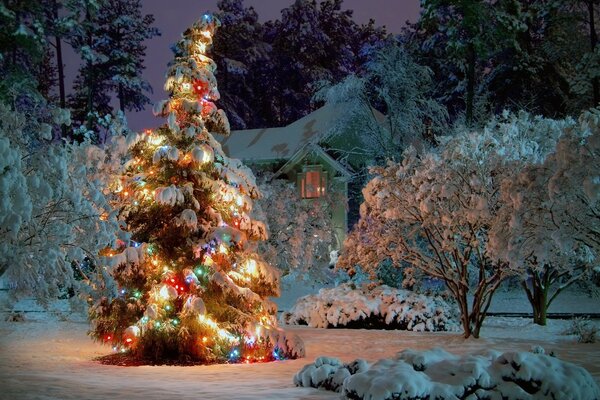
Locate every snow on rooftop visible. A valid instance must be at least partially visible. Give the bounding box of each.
[218,104,383,162]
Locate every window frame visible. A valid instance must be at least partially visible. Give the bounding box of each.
[298,165,328,199]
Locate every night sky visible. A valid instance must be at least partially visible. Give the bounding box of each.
[72,1,421,131]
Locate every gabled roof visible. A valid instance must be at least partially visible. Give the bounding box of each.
[219,103,360,162]
[272,143,354,180]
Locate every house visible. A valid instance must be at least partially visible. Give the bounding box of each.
[218,104,385,250]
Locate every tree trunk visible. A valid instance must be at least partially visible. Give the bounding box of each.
[52,0,66,110]
[532,276,548,326]
[522,267,550,326]
[85,6,95,132]
[588,0,599,107]
[465,42,476,126]
[456,288,472,338]
[55,36,66,108]
[118,82,125,112]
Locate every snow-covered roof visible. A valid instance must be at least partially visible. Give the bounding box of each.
[219,104,378,162]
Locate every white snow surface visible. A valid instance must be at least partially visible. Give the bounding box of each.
[1,308,599,400]
[282,283,458,331]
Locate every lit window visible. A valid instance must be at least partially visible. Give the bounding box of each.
[299,167,327,198]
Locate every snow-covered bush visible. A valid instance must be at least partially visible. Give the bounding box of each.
[293,357,369,392]
[294,348,600,400]
[0,102,121,307]
[282,283,458,331]
[563,318,598,344]
[338,111,571,338]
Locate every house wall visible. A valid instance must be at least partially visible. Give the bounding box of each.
[245,157,348,251]
[285,154,348,251]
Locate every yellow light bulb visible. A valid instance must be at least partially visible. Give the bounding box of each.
[244,259,257,276]
[149,135,164,145]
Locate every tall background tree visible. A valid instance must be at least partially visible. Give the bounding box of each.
[212,0,388,129]
[68,0,159,139]
[213,0,266,129]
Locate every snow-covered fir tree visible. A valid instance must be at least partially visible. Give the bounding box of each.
[89,15,304,363]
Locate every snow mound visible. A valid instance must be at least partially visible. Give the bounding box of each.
[293,357,369,392]
[282,283,458,331]
[295,348,600,400]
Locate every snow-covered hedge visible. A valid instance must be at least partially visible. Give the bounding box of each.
[294,348,600,400]
[281,284,458,331]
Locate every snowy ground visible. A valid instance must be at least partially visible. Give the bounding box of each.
[1,284,598,399]
[0,313,599,400]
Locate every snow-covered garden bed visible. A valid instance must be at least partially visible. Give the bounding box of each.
[294,348,600,400]
[281,283,458,332]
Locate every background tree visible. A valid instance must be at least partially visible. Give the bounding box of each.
[338,111,569,338]
[213,0,266,129]
[270,0,391,126]
[69,0,159,138]
[316,42,448,164]
[570,0,600,109]
[419,0,493,125]
[68,0,111,133]
[0,0,47,105]
[483,1,579,116]
[89,15,303,363]
[490,109,600,325]
[97,0,159,113]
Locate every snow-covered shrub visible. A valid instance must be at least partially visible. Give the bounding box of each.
[282,283,458,331]
[293,357,369,392]
[295,348,600,400]
[563,318,598,344]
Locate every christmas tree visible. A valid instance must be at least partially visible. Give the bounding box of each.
[89,14,304,364]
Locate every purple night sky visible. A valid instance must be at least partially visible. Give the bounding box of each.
[65,1,421,131]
